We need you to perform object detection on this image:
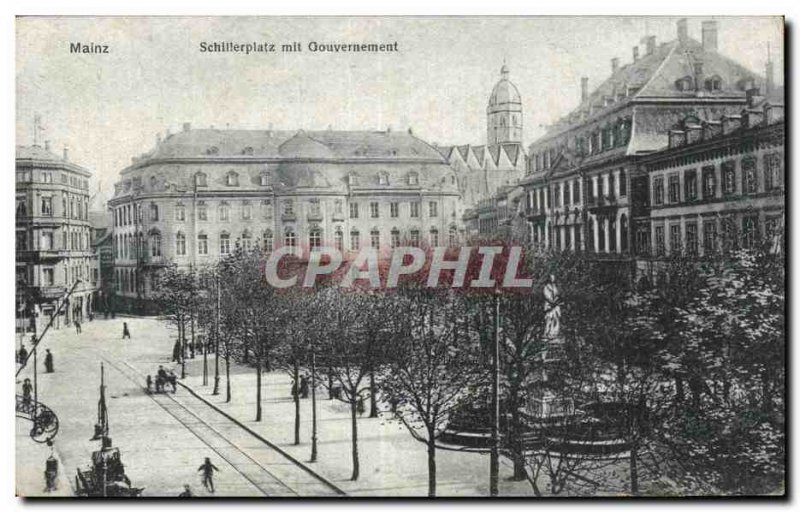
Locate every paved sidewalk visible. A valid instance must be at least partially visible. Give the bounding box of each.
[176,355,536,497]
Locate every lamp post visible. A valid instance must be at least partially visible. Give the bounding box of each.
[310,348,318,463]
[489,292,500,497]
[212,271,221,395]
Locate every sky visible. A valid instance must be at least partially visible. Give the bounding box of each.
[16,16,784,209]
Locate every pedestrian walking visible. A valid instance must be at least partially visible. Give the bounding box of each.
[178,484,193,497]
[300,375,309,399]
[197,457,219,493]
[74,319,81,334]
[122,322,131,339]
[146,375,152,394]
[172,339,182,363]
[17,343,28,365]
[44,349,54,373]
[22,378,33,406]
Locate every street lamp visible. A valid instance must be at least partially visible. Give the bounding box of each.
[489,290,500,497]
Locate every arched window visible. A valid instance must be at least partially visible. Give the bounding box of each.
[149,231,161,257]
[350,229,360,251]
[334,227,344,251]
[241,230,252,251]
[284,228,296,250]
[176,232,186,256]
[219,232,231,255]
[309,227,322,251]
[262,229,273,252]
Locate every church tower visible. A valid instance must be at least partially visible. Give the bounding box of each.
[486,64,523,145]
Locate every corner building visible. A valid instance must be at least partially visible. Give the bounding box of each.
[109,127,461,308]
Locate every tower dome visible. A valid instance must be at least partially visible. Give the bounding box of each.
[487,64,523,145]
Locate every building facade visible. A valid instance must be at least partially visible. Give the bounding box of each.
[16,143,98,332]
[108,127,461,307]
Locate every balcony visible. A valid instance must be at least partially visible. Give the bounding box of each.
[587,195,618,216]
[526,207,547,222]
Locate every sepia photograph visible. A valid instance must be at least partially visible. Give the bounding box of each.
[13,14,785,498]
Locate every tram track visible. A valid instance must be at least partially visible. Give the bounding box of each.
[97,354,341,497]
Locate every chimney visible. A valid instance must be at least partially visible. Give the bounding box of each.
[766,58,774,95]
[693,61,704,91]
[182,122,191,132]
[63,145,69,161]
[611,57,619,74]
[633,46,639,62]
[44,140,50,151]
[581,77,589,102]
[702,21,718,52]
[677,18,688,44]
[645,36,656,56]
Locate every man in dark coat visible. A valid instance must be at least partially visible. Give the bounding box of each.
[44,349,54,373]
[197,457,219,493]
[122,322,131,339]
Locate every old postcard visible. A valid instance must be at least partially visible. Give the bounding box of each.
[14,16,785,498]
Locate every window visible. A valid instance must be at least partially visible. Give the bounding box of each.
[370,229,380,249]
[262,199,273,218]
[309,228,322,251]
[742,215,759,249]
[675,76,693,91]
[175,203,185,221]
[449,226,458,246]
[608,174,616,198]
[41,231,53,250]
[764,153,783,191]
[429,201,438,217]
[703,220,717,254]
[197,201,207,221]
[685,222,698,255]
[349,202,359,219]
[684,170,698,201]
[150,203,159,221]
[16,231,27,251]
[350,230,360,251]
[653,177,664,206]
[668,175,680,203]
[370,202,379,219]
[284,229,296,249]
[218,202,229,221]
[43,268,54,286]
[309,199,321,218]
[742,158,757,194]
[219,233,231,255]
[410,202,420,218]
[176,232,186,256]
[242,201,252,220]
[334,228,344,252]
[241,231,252,251]
[669,224,681,254]
[654,225,665,256]
[409,229,420,247]
[260,173,271,186]
[702,166,716,199]
[390,202,399,218]
[722,217,737,252]
[150,232,162,257]
[334,199,343,215]
[722,161,736,195]
[429,228,439,247]
[150,176,157,189]
[620,215,629,252]
[195,172,207,187]
[226,172,239,186]
[618,170,627,197]
[262,230,273,252]
[598,220,605,252]
[391,228,401,248]
[553,184,561,208]
[348,173,359,186]
[41,197,53,216]
[408,172,419,185]
[378,172,389,185]
[704,75,722,92]
[765,216,783,251]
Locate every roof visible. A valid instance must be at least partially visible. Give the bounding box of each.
[16,145,63,161]
[538,36,762,142]
[137,128,445,164]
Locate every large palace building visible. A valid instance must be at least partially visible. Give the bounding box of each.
[108,127,460,309]
[16,140,98,332]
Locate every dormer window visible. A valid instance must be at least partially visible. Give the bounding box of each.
[260,172,271,186]
[195,172,207,187]
[704,75,722,92]
[242,146,254,155]
[149,176,157,189]
[378,172,389,185]
[408,172,419,186]
[675,76,693,92]
[226,171,239,186]
[348,173,359,186]
[206,146,219,155]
